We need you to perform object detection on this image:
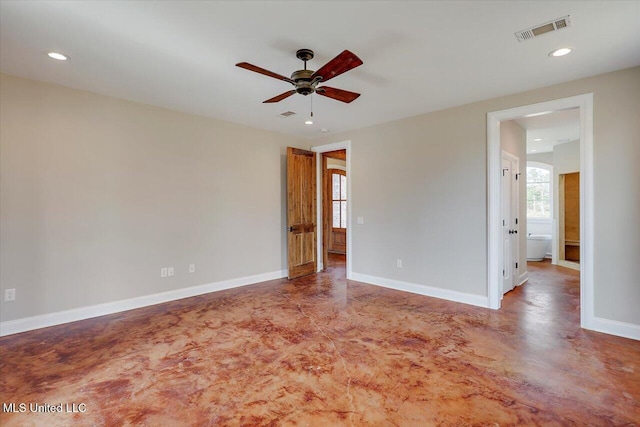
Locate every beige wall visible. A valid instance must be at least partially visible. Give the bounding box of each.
[500,120,527,283]
[0,74,304,322]
[317,66,640,326]
[553,140,580,175]
[3,66,639,329]
[527,151,554,165]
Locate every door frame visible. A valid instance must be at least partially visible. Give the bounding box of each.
[311,140,352,279]
[487,93,594,331]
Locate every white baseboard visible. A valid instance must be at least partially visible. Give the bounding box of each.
[588,317,640,341]
[518,271,529,286]
[350,272,489,308]
[557,260,580,271]
[0,270,287,337]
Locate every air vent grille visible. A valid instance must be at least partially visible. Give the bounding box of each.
[279,111,296,117]
[515,15,571,42]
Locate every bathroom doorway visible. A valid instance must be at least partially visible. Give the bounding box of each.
[487,93,595,330]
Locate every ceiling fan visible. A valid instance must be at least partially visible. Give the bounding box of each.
[236,49,363,104]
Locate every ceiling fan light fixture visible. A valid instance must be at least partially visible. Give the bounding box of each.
[47,52,69,61]
[549,47,572,57]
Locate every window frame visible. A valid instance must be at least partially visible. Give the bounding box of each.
[526,161,553,223]
[330,169,347,229]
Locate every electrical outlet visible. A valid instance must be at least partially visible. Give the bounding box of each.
[161,268,168,278]
[396,259,403,269]
[189,264,195,273]
[5,288,16,302]
[168,267,174,277]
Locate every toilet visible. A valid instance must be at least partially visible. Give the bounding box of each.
[527,234,551,261]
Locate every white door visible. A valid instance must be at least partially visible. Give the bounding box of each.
[501,152,519,295]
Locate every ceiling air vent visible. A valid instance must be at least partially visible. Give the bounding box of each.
[279,111,296,118]
[515,15,571,42]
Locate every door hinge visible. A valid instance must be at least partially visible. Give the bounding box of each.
[503,220,506,226]
[503,269,505,276]
[515,218,518,225]
[515,262,518,269]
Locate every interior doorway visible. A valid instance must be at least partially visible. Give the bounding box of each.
[323,150,347,259]
[311,141,352,279]
[487,93,595,331]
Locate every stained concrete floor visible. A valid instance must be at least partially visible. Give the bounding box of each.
[1,256,639,426]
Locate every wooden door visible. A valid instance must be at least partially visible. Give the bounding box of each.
[563,172,580,262]
[287,147,317,279]
[328,169,347,254]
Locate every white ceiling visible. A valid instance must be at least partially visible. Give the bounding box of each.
[1,1,639,139]
[515,108,580,154]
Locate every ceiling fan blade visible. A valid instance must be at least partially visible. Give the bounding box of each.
[236,62,294,84]
[263,90,297,103]
[316,86,361,103]
[311,50,363,83]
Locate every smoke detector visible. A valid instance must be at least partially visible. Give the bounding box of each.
[515,15,571,42]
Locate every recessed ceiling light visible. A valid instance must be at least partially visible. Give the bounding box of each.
[531,149,537,152]
[533,138,543,141]
[320,128,329,133]
[47,52,69,61]
[305,120,313,125]
[549,47,572,57]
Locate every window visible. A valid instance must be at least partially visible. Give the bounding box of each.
[331,172,347,228]
[527,165,551,219]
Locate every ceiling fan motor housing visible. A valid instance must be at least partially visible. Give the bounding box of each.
[291,69,318,96]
